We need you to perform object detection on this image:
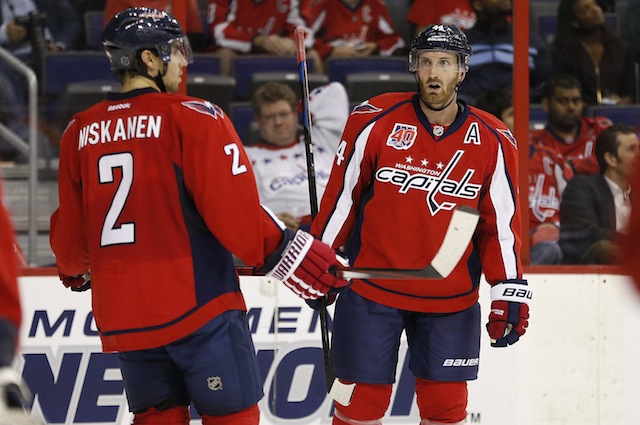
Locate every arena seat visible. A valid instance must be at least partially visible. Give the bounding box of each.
[189,53,221,75]
[187,74,236,112]
[249,71,329,99]
[55,80,121,130]
[229,102,257,145]
[232,55,315,100]
[589,104,640,131]
[345,72,416,103]
[84,10,104,50]
[44,51,115,98]
[326,56,407,86]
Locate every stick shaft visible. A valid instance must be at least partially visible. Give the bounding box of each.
[294,26,333,393]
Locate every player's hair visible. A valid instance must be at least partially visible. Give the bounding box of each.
[595,124,636,174]
[408,24,471,73]
[251,82,298,116]
[102,7,192,80]
[475,89,513,118]
[541,74,582,100]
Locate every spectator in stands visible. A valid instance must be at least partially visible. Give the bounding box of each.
[310,0,405,65]
[475,88,513,131]
[207,0,321,75]
[476,88,571,265]
[103,0,205,51]
[459,0,553,104]
[245,81,348,231]
[551,0,637,105]
[531,74,612,175]
[0,0,81,161]
[559,124,638,264]
[407,0,476,36]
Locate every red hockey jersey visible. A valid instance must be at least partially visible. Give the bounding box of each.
[310,0,405,58]
[0,181,20,336]
[311,93,524,313]
[531,115,612,175]
[209,0,314,52]
[528,143,573,231]
[50,88,286,352]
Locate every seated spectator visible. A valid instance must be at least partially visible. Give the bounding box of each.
[208,0,321,75]
[559,124,639,264]
[475,88,514,131]
[476,88,571,265]
[245,81,348,231]
[103,0,205,51]
[310,0,405,64]
[0,0,80,161]
[531,74,612,175]
[407,0,476,36]
[551,0,637,105]
[460,0,553,104]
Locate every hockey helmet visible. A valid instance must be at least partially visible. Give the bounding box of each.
[409,24,471,73]
[102,7,193,72]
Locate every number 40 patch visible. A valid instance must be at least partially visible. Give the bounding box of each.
[386,123,417,150]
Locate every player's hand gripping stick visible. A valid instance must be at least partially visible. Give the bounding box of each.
[265,230,350,300]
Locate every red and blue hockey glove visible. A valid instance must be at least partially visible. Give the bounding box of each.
[58,271,91,292]
[264,230,350,300]
[487,280,531,347]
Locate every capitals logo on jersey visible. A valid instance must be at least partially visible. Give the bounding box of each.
[386,123,418,150]
[181,100,224,119]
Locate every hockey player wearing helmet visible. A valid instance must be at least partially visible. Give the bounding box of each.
[50,7,350,425]
[310,23,530,424]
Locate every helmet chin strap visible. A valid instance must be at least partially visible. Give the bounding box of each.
[152,63,168,93]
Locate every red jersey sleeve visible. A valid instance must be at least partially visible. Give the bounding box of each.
[0,181,20,332]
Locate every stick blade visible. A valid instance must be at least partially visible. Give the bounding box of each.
[429,205,479,278]
[334,206,479,280]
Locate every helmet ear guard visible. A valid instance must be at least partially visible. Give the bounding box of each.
[408,24,471,73]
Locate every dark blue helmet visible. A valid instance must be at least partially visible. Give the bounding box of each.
[102,7,192,71]
[409,24,471,73]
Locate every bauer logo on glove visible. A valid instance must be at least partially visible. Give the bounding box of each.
[487,280,531,347]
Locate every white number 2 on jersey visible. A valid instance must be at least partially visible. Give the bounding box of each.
[99,153,134,246]
[223,143,248,175]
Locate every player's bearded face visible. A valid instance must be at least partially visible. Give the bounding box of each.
[416,51,464,108]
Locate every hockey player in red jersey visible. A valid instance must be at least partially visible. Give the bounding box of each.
[49,8,349,425]
[311,24,531,424]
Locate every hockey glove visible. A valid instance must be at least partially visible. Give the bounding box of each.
[264,230,350,300]
[58,271,91,292]
[487,280,531,347]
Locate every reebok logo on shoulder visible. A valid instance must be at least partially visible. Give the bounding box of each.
[107,103,131,112]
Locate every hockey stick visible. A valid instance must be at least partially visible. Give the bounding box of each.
[293,26,339,399]
[334,205,479,280]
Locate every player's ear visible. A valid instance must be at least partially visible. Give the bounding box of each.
[140,49,157,71]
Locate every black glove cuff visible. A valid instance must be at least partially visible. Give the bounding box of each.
[259,228,295,274]
[0,319,18,367]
